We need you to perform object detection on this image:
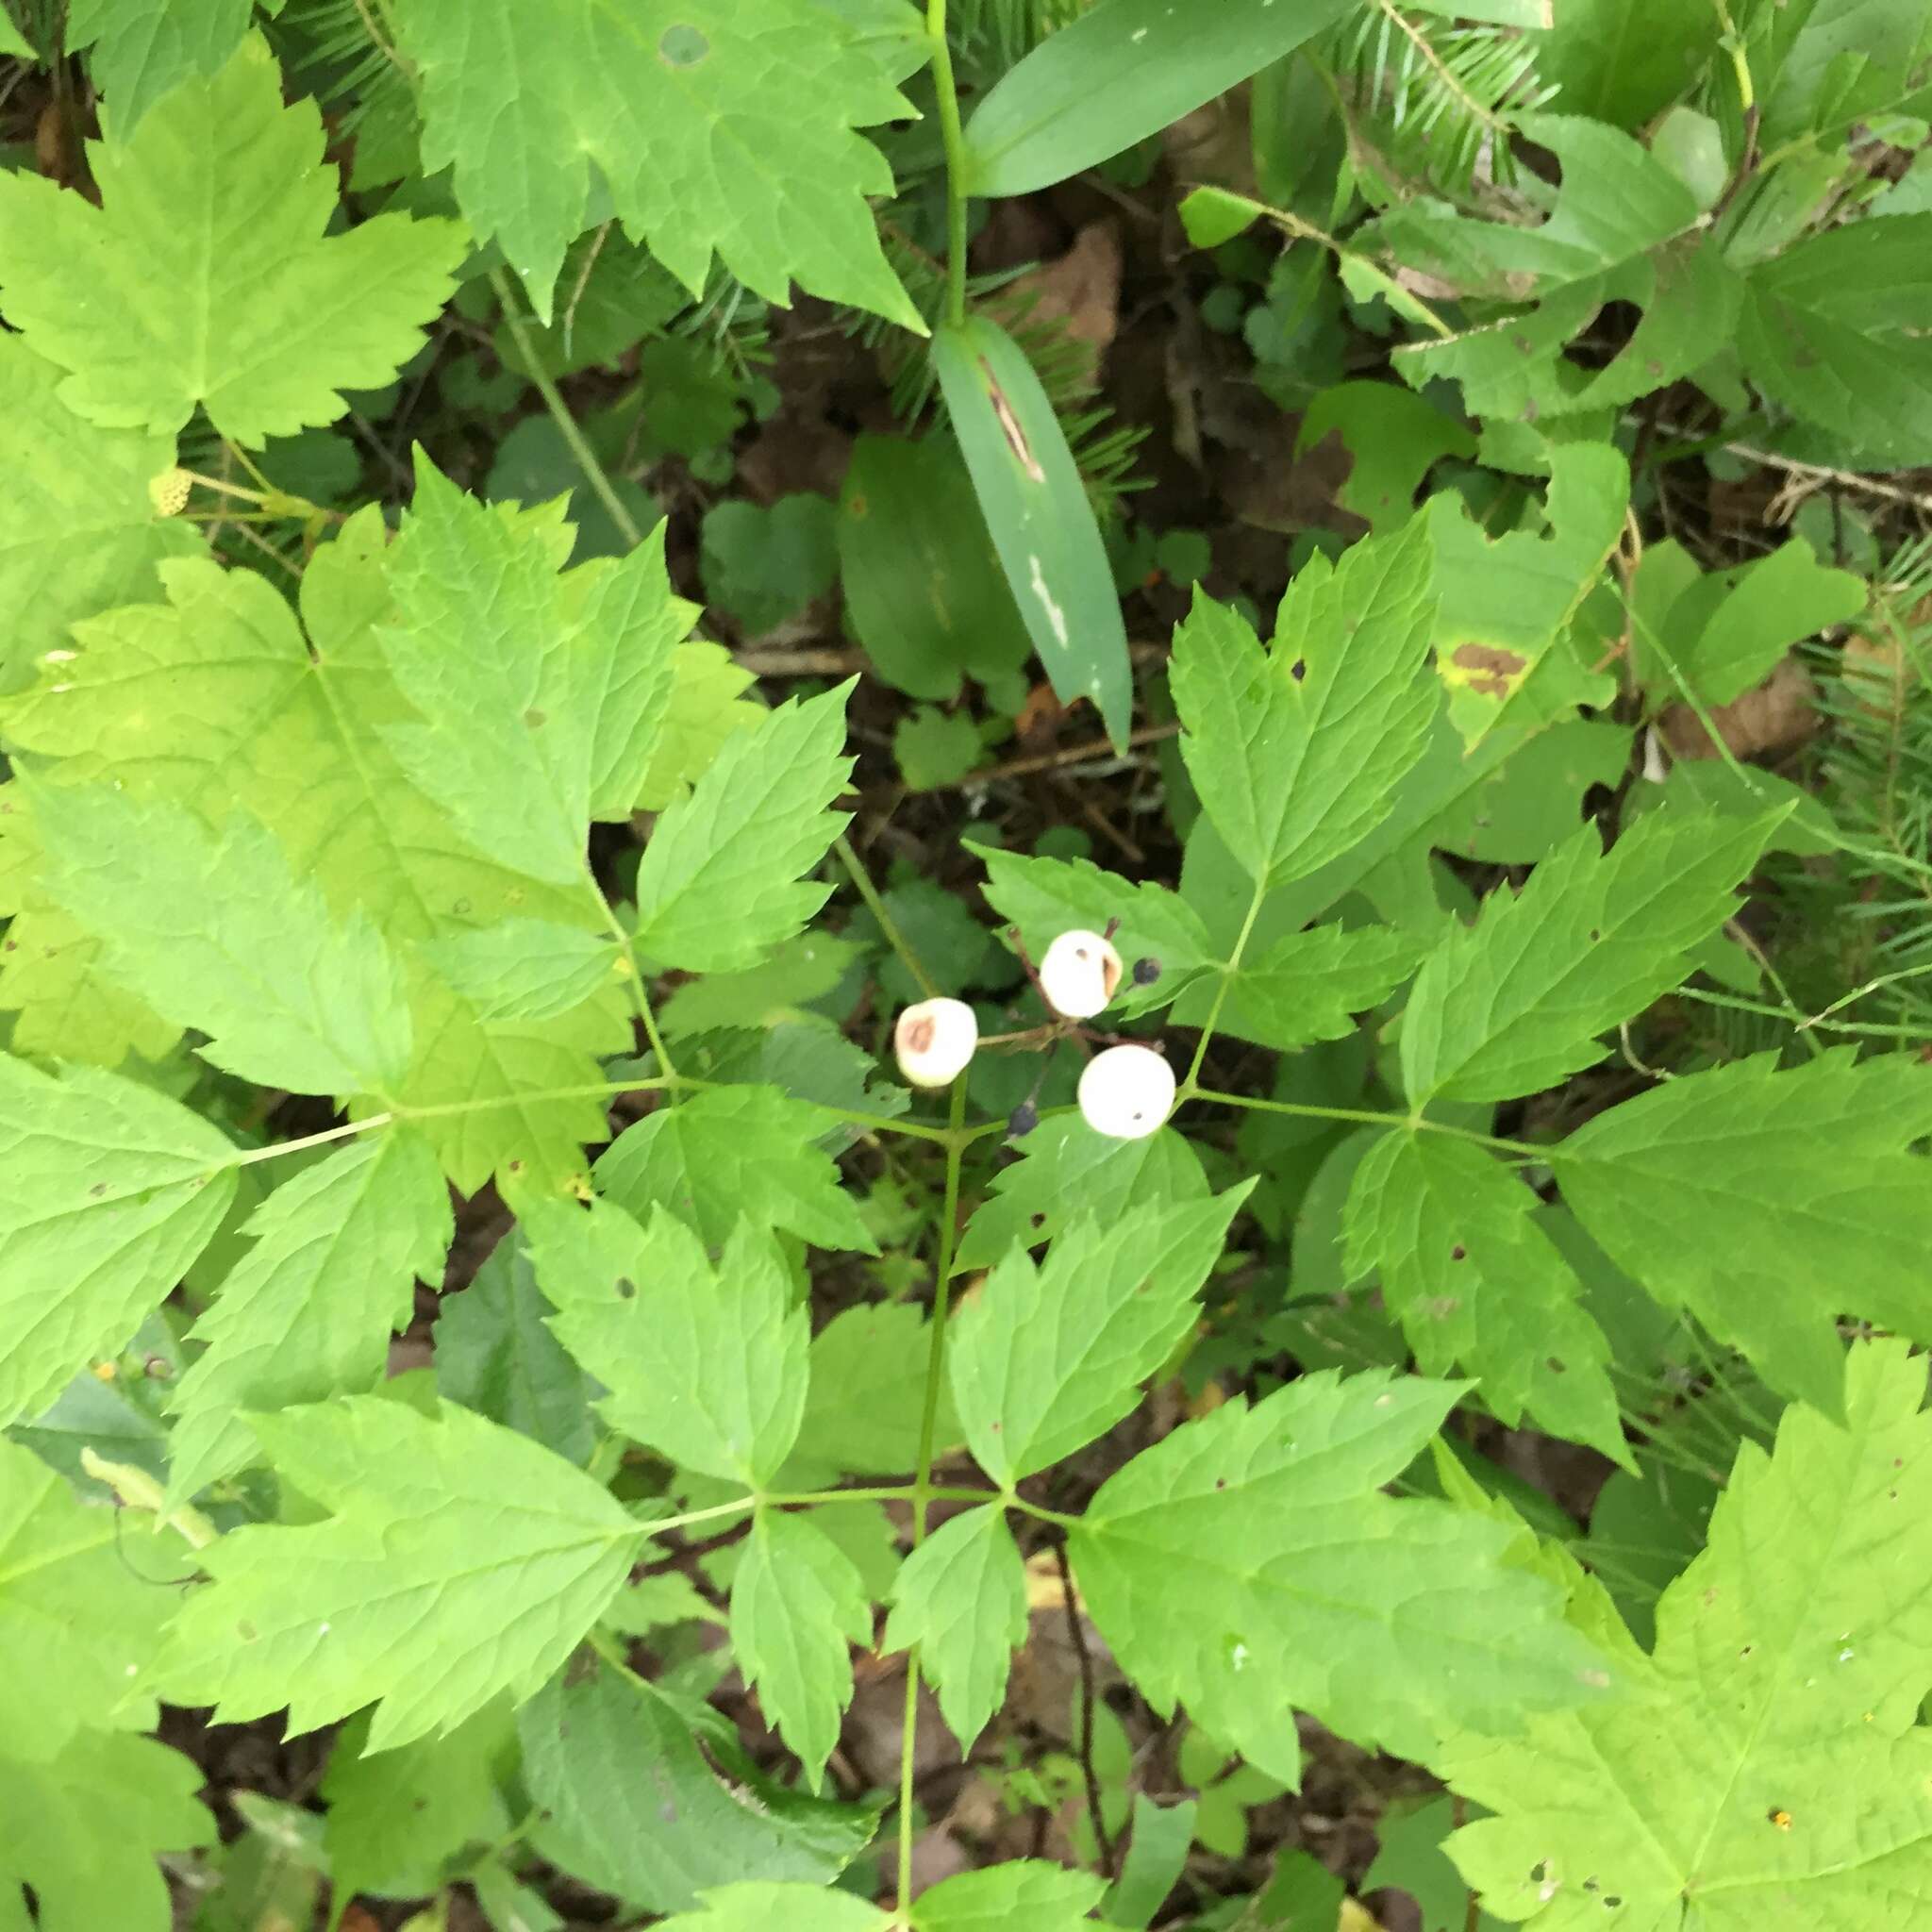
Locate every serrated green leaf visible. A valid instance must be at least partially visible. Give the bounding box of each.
[651,1885,890,1932]
[785,1301,958,1485]
[1,525,629,1192]
[954,1115,1209,1275]
[0,35,462,442]
[932,316,1132,744]
[0,1731,210,1932]
[1555,1053,1932,1416]
[435,1231,596,1465]
[0,790,178,1067]
[1233,924,1424,1053]
[1739,213,1932,465]
[519,1661,877,1909]
[1343,1133,1625,1465]
[632,685,855,973]
[0,333,200,692]
[662,1023,911,1149]
[838,434,1033,702]
[381,458,690,885]
[1170,518,1439,891]
[1442,1341,1932,1929]
[881,1505,1028,1754]
[424,919,623,1022]
[1294,382,1477,535]
[603,1571,721,1636]
[1401,811,1777,1106]
[68,0,257,135]
[0,1055,237,1425]
[594,1085,876,1255]
[164,1131,452,1502]
[730,1508,871,1790]
[1424,445,1627,743]
[152,1395,645,1751]
[29,784,413,1097]
[1072,1370,1613,1788]
[962,0,1357,196]
[638,641,762,811]
[523,1200,807,1488]
[911,1859,1107,1931]
[972,841,1218,1018]
[321,1702,513,1905]
[395,0,920,327]
[949,1187,1249,1488]
[0,1437,192,1757]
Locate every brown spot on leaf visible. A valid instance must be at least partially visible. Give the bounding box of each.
[1450,641,1529,698]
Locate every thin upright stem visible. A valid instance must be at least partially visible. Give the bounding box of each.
[897,1075,969,1911]
[837,833,939,998]
[1180,879,1266,1094]
[926,0,971,329]
[488,265,646,549]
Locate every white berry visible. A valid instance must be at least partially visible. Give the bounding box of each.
[894,997,978,1089]
[1039,928,1124,1020]
[1077,1044,1174,1141]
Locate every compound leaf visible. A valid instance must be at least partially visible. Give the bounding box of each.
[948,1187,1250,1489]
[0,1055,237,1426]
[68,0,257,134]
[1343,1133,1625,1466]
[152,1395,646,1752]
[631,685,855,974]
[423,919,623,1023]
[1170,518,1439,891]
[730,1508,871,1790]
[395,0,920,326]
[882,1505,1029,1755]
[31,784,413,1099]
[1233,924,1424,1053]
[1442,1341,1932,1928]
[522,1199,808,1488]
[0,1731,210,1932]
[594,1085,876,1256]
[1556,1053,1932,1416]
[786,1301,958,1485]
[0,35,462,442]
[1401,812,1778,1106]
[164,1131,453,1503]
[1071,1370,1613,1788]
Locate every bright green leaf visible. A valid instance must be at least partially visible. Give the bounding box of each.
[424,919,623,1023]
[69,0,257,134]
[381,457,690,885]
[30,784,412,1097]
[631,685,856,973]
[912,1860,1108,1931]
[1343,1133,1625,1465]
[152,1395,646,1752]
[653,1886,891,1932]
[165,1131,453,1502]
[1427,719,1633,864]
[0,35,462,442]
[523,1200,807,1488]
[1401,811,1777,1106]
[0,1731,210,1932]
[932,316,1132,744]
[0,1055,237,1426]
[595,1085,877,1255]
[1555,1053,1932,1416]
[395,0,921,326]
[1072,1370,1613,1788]
[894,705,983,791]
[881,1505,1028,1754]
[1295,383,1477,534]
[786,1301,958,1484]
[1442,1341,1932,1928]
[1170,517,1440,891]
[1532,0,1721,129]
[730,1508,871,1790]
[948,1187,1249,1488]
[1684,536,1868,705]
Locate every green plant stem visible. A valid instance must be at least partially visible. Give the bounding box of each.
[585,870,680,1084]
[488,264,646,548]
[926,0,970,329]
[1191,1086,1548,1162]
[229,1114,394,1165]
[1179,880,1266,1095]
[836,833,939,997]
[898,1074,969,1913]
